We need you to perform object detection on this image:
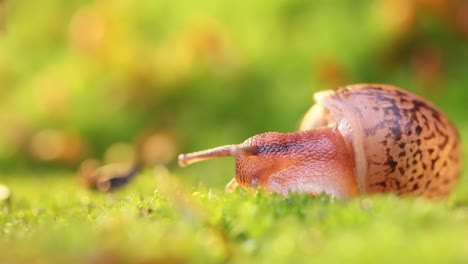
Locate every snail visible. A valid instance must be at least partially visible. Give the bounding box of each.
[178,84,463,199]
[78,159,140,192]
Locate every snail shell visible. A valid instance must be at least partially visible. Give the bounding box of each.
[179,84,463,199]
[300,84,462,198]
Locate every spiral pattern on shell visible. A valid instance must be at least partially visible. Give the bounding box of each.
[301,84,462,198]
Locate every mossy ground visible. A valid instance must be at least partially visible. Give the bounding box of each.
[1,165,468,264]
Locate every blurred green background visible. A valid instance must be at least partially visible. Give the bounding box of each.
[0,0,467,192]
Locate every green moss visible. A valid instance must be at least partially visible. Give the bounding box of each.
[1,170,468,263]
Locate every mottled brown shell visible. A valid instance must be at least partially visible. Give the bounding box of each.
[300,84,463,198]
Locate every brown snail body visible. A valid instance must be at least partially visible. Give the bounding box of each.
[178,84,463,199]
